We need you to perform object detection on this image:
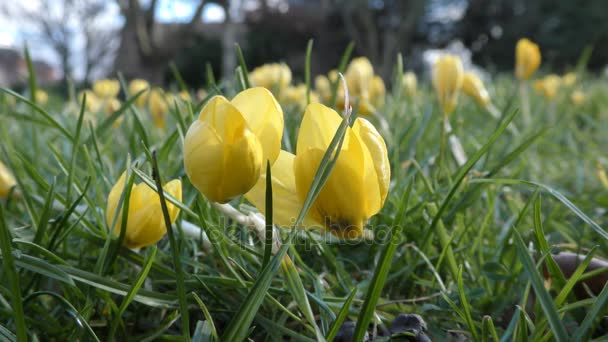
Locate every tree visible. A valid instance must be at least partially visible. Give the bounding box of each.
[1,0,121,86]
[114,0,213,84]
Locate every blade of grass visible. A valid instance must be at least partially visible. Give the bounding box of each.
[352,180,414,340]
[192,292,218,341]
[326,288,357,341]
[235,43,251,89]
[305,39,313,105]
[571,277,608,340]
[263,161,273,267]
[0,204,27,341]
[513,232,568,341]
[151,151,190,341]
[330,42,354,108]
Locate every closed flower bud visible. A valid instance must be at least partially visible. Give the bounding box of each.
[93,79,121,99]
[562,72,577,87]
[515,38,541,80]
[184,87,284,203]
[539,74,561,99]
[128,79,150,107]
[78,90,102,112]
[106,172,182,249]
[293,103,390,238]
[345,57,374,99]
[462,72,491,107]
[570,90,586,105]
[250,63,292,90]
[432,55,464,115]
[148,88,168,128]
[315,75,331,101]
[370,75,386,109]
[0,161,17,198]
[35,90,48,105]
[402,71,417,98]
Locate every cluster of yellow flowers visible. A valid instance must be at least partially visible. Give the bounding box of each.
[315,57,386,115]
[183,87,390,239]
[249,62,320,109]
[533,72,585,104]
[100,84,390,247]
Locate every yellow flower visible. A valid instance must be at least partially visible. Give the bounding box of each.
[571,90,586,105]
[562,72,577,87]
[281,84,320,109]
[105,98,123,127]
[402,71,417,98]
[148,88,168,128]
[370,75,386,109]
[106,172,182,249]
[245,150,321,228]
[315,75,331,101]
[462,72,491,107]
[93,79,120,99]
[128,79,150,107]
[78,90,101,112]
[35,90,48,105]
[250,63,292,90]
[178,90,191,102]
[196,89,208,101]
[515,38,541,80]
[432,55,464,115]
[184,87,284,203]
[293,103,390,238]
[345,57,374,99]
[539,74,561,99]
[0,161,17,198]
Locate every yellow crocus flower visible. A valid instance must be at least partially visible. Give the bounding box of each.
[315,75,331,102]
[432,55,464,115]
[293,103,390,238]
[515,38,541,80]
[35,89,48,105]
[462,72,491,107]
[0,161,17,198]
[402,71,417,98]
[184,87,284,203]
[148,88,168,128]
[562,72,577,87]
[539,74,561,99]
[93,79,120,99]
[370,75,386,109]
[250,63,292,90]
[78,90,101,112]
[570,90,586,105]
[128,79,150,107]
[345,57,374,99]
[281,84,320,109]
[106,172,182,249]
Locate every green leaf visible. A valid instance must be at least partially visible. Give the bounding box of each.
[326,288,357,341]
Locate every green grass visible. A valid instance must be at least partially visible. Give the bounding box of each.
[0,45,607,341]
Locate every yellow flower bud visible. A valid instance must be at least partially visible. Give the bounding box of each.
[293,103,390,238]
[128,79,150,107]
[281,84,320,109]
[315,75,331,101]
[432,55,464,115]
[462,72,491,107]
[93,79,120,99]
[370,75,386,109]
[78,90,101,112]
[570,90,586,105]
[0,161,17,198]
[148,88,168,128]
[250,63,292,90]
[178,90,191,102]
[562,72,577,87]
[345,57,374,99]
[515,38,541,80]
[539,74,561,99]
[184,87,284,203]
[402,71,417,98]
[35,90,48,105]
[106,172,182,248]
